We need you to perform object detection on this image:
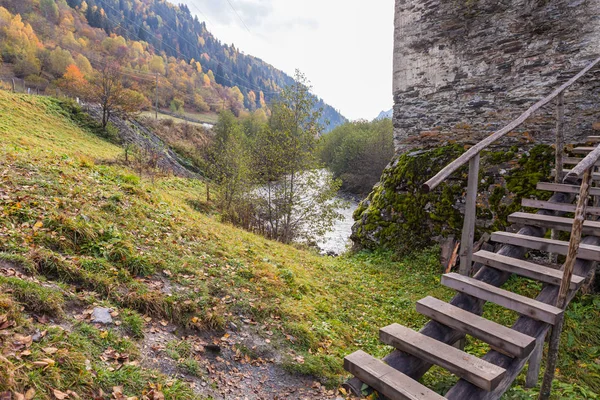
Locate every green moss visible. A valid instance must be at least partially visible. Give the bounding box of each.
[353,144,554,254]
[351,145,466,254]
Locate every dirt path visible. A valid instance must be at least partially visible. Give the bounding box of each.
[139,320,347,399]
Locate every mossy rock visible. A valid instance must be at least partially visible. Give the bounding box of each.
[352,144,554,255]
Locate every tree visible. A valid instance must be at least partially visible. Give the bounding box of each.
[250,70,341,243]
[169,98,184,114]
[58,64,86,96]
[74,54,93,76]
[84,62,148,128]
[40,0,59,23]
[148,55,165,75]
[49,47,75,76]
[204,111,253,227]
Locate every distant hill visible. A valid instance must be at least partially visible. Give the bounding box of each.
[0,0,346,130]
[68,0,347,130]
[375,109,393,120]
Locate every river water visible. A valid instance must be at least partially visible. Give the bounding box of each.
[314,196,359,255]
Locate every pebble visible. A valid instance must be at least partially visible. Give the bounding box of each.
[91,307,113,324]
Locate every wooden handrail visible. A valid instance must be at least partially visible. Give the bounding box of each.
[565,144,600,182]
[423,56,600,192]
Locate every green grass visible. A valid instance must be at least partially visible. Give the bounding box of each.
[0,91,598,399]
[139,109,218,126]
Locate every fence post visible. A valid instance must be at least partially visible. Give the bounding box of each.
[11,78,15,93]
[459,152,480,276]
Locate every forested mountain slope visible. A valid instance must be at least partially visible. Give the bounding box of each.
[0,0,346,129]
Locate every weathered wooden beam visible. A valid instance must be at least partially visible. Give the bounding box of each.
[522,198,600,216]
[344,351,446,400]
[459,153,480,275]
[554,92,565,184]
[416,296,536,358]
[565,147,600,183]
[525,335,545,388]
[422,56,600,192]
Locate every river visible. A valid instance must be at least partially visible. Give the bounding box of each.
[314,195,359,255]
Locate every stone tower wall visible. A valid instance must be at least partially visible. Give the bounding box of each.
[393,0,600,153]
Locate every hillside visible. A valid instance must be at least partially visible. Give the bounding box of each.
[0,0,346,130]
[0,92,599,399]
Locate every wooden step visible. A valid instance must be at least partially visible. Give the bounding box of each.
[586,136,600,143]
[537,182,600,196]
[344,350,445,400]
[441,273,563,325]
[571,146,595,154]
[562,157,600,166]
[472,250,585,290]
[491,231,600,261]
[522,198,600,216]
[380,323,506,391]
[416,296,536,358]
[573,146,597,154]
[552,169,600,180]
[508,212,600,236]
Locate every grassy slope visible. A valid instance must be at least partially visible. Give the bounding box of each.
[0,91,598,399]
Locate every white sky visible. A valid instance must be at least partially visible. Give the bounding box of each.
[180,0,395,121]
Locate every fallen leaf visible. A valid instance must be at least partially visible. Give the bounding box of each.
[43,347,59,354]
[33,221,43,231]
[53,389,68,399]
[24,389,35,400]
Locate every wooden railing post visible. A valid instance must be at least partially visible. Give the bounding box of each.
[525,334,545,388]
[459,152,480,276]
[554,92,565,182]
[539,167,592,400]
[550,92,565,263]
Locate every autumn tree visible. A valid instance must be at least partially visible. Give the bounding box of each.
[48,47,75,76]
[40,0,59,23]
[84,62,148,128]
[58,63,86,96]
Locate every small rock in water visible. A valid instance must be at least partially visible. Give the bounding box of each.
[92,307,113,324]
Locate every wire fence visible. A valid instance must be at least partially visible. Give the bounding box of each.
[0,76,84,104]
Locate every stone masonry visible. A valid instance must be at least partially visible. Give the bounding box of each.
[393,0,600,153]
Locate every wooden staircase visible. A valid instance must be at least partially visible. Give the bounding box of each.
[344,145,600,400]
[343,56,600,400]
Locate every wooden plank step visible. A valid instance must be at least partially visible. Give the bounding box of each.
[472,250,585,290]
[586,136,600,143]
[552,169,600,180]
[521,198,600,216]
[562,157,600,166]
[537,182,600,196]
[491,231,600,261]
[507,212,600,236]
[441,273,563,325]
[380,323,506,391]
[344,350,446,400]
[416,296,536,358]
[573,146,597,154]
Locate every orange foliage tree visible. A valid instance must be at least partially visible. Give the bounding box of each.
[58,64,86,96]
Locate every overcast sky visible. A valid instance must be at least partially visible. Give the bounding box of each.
[180,0,395,121]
